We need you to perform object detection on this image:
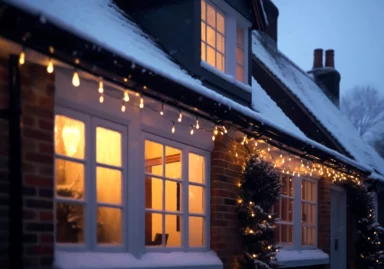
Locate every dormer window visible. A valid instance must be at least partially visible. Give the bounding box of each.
[200,0,250,84]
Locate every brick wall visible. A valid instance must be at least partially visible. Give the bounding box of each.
[210,134,333,269]
[210,135,245,269]
[0,58,10,269]
[0,56,55,269]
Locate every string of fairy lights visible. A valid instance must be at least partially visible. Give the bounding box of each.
[18,49,363,185]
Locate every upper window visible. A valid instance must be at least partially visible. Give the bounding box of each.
[200,0,249,83]
[273,175,318,249]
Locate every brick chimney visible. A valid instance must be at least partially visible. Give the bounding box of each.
[313,49,323,68]
[262,0,279,43]
[308,49,341,107]
[325,49,335,68]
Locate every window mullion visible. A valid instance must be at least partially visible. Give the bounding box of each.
[182,148,189,250]
[162,145,166,247]
[88,117,96,250]
[293,176,302,250]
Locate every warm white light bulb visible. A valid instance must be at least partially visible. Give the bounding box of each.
[72,71,80,87]
[99,94,104,103]
[223,126,227,133]
[47,59,54,73]
[178,112,182,122]
[212,135,215,141]
[121,103,126,112]
[160,103,164,115]
[171,124,175,134]
[98,80,104,94]
[139,96,144,108]
[19,51,25,65]
[214,126,218,136]
[196,118,200,129]
[190,128,194,135]
[124,90,129,102]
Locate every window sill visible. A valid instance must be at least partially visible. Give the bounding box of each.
[54,250,223,269]
[276,249,329,268]
[200,61,251,93]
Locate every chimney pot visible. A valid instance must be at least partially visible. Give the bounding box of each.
[325,49,335,68]
[313,49,323,69]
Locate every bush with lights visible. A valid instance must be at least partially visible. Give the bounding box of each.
[337,179,384,268]
[237,153,281,269]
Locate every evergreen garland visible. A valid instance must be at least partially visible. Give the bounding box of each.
[337,179,384,268]
[237,153,281,269]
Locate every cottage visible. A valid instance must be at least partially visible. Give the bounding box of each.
[0,1,383,269]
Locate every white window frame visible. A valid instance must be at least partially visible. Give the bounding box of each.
[142,132,211,252]
[200,0,250,85]
[54,106,128,251]
[274,174,318,250]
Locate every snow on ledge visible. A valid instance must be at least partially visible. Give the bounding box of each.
[369,172,384,183]
[276,249,329,268]
[200,61,252,93]
[54,251,223,269]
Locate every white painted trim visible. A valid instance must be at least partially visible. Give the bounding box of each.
[208,0,252,28]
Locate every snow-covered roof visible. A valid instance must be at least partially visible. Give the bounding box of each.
[252,30,384,179]
[6,0,377,176]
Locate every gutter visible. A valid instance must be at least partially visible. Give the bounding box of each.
[8,55,23,269]
[0,2,371,176]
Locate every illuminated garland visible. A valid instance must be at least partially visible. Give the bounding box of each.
[237,152,280,269]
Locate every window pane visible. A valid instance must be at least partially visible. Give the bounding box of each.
[288,225,293,243]
[236,47,244,65]
[189,217,204,247]
[281,224,287,243]
[288,199,293,221]
[217,12,225,34]
[55,159,84,200]
[145,212,163,246]
[189,153,205,184]
[236,28,244,47]
[302,226,307,245]
[309,204,316,225]
[281,197,290,221]
[207,4,215,27]
[207,26,215,47]
[145,140,163,177]
[311,183,316,202]
[97,207,121,244]
[145,177,163,210]
[55,115,85,159]
[273,200,280,218]
[96,167,122,204]
[189,185,204,214]
[207,46,215,67]
[201,42,206,61]
[96,127,121,167]
[201,22,206,42]
[216,53,224,72]
[165,214,181,247]
[216,33,225,53]
[201,0,206,21]
[56,203,84,243]
[165,180,182,212]
[236,65,244,82]
[165,146,181,180]
[302,203,307,223]
[281,175,288,195]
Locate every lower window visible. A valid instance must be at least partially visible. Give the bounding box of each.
[274,175,318,248]
[144,139,207,248]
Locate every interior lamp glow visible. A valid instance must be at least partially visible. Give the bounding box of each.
[19,51,25,65]
[47,59,54,73]
[62,125,80,156]
[124,90,129,102]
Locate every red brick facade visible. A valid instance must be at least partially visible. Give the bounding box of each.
[210,134,333,269]
[0,56,55,269]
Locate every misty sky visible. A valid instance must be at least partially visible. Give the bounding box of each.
[274,0,384,97]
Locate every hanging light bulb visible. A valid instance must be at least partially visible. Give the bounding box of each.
[98,80,104,94]
[195,117,200,129]
[178,111,182,122]
[99,94,104,103]
[72,71,80,87]
[190,126,194,135]
[171,122,175,134]
[214,126,218,136]
[212,135,215,141]
[160,103,164,116]
[139,95,144,109]
[19,50,25,65]
[47,58,54,73]
[268,146,271,152]
[223,126,227,133]
[123,90,129,102]
[121,101,126,112]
